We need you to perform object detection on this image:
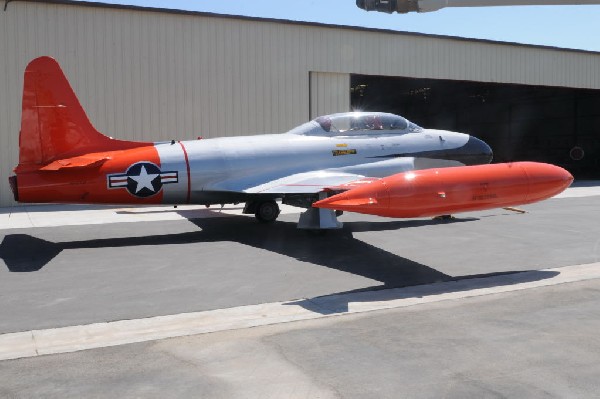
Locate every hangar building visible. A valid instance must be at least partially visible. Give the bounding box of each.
[1,0,599,207]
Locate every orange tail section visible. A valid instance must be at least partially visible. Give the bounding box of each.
[16,56,149,173]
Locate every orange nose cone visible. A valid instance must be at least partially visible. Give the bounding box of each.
[520,162,574,201]
[559,166,574,188]
[314,191,379,211]
[314,181,388,215]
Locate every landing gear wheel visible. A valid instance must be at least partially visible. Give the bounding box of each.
[255,201,280,223]
[433,214,454,221]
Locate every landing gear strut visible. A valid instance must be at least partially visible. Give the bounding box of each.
[297,192,343,230]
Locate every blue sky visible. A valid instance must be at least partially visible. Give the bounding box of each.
[78,0,600,52]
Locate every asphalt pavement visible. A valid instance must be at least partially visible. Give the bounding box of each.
[0,185,599,398]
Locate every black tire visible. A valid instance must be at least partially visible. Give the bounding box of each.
[255,201,280,223]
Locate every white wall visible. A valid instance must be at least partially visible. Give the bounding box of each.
[310,72,351,118]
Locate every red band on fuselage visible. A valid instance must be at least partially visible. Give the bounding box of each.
[178,141,192,204]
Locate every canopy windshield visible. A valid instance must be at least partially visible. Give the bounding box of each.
[288,112,422,136]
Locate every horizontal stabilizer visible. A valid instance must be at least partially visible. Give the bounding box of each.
[39,154,111,171]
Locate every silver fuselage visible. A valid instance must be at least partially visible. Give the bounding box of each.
[153,127,492,204]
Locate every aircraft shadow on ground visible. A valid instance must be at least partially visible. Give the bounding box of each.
[0,215,558,312]
[288,269,560,314]
[0,215,467,280]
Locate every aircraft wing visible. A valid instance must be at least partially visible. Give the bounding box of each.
[241,157,415,195]
[243,171,375,194]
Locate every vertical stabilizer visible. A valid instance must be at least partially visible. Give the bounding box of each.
[17,56,147,171]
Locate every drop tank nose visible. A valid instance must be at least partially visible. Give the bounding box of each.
[520,162,574,202]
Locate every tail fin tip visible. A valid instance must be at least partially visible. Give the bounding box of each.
[18,56,109,168]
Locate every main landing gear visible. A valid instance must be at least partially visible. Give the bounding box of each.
[244,200,280,223]
[244,195,343,229]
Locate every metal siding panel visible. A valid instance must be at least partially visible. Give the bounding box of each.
[192,19,203,138]
[0,9,13,207]
[428,39,437,79]
[280,24,291,131]
[256,24,267,134]
[118,12,130,139]
[207,19,218,136]
[245,22,257,134]
[166,17,178,139]
[93,9,106,135]
[288,26,299,129]
[185,17,196,137]
[310,72,350,118]
[272,24,283,131]
[199,17,211,136]
[236,22,245,136]
[135,13,147,140]
[229,20,239,135]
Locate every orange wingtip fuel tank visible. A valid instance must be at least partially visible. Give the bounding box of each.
[313,162,573,218]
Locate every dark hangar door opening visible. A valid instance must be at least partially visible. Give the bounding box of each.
[351,75,600,178]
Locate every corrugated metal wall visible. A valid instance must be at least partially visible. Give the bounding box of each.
[310,72,351,118]
[1,1,600,206]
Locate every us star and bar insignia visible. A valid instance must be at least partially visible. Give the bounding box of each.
[107,162,178,198]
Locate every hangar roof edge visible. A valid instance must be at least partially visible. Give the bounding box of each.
[12,0,600,56]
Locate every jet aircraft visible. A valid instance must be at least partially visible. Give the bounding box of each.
[356,0,600,13]
[9,57,571,230]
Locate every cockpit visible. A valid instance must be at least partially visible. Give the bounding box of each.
[288,112,422,137]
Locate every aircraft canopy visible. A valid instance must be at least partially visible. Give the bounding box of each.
[288,112,422,136]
